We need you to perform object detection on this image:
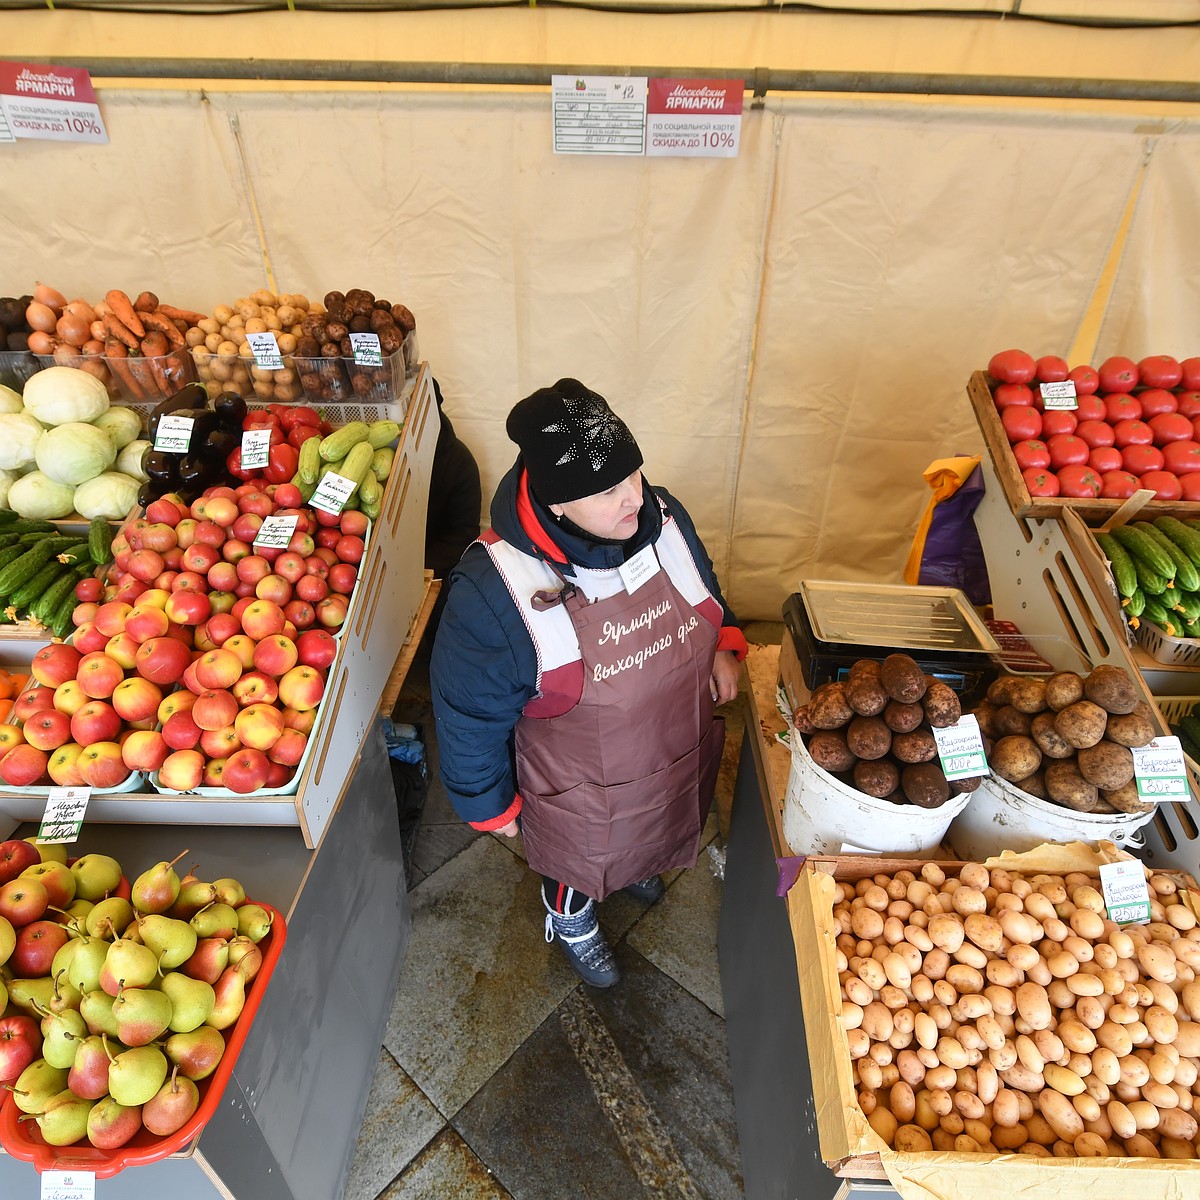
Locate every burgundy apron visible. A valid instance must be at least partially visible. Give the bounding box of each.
[515,552,725,901]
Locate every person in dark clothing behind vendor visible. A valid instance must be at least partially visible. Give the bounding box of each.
[430,378,746,988]
[424,378,483,631]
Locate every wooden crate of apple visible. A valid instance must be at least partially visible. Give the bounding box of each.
[0,482,365,794]
[0,838,281,1155]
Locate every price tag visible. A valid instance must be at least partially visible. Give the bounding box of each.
[246,331,284,370]
[41,1170,95,1200]
[154,413,193,454]
[253,513,299,549]
[1040,380,1078,409]
[310,471,356,515]
[1131,736,1190,803]
[1099,859,1153,926]
[38,787,91,844]
[349,332,382,367]
[931,714,989,780]
[241,427,273,470]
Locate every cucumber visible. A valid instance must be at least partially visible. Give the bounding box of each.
[1135,522,1200,592]
[6,518,57,534]
[1179,713,1200,750]
[319,422,369,462]
[1095,532,1138,599]
[1153,516,1200,570]
[9,561,68,611]
[1133,557,1171,596]
[55,542,92,567]
[1172,590,1200,621]
[0,545,26,574]
[88,516,113,566]
[1109,524,1176,579]
[1173,722,1200,764]
[49,587,79,641]
[0,541,70,597]
[32,567,86,626]
[1141,596,1177,635]
[0,509,17,525]
[1123,587,1146,618]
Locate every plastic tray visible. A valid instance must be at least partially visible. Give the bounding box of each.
[1136,620,1200,667]
[0,898,286,1177]
[0,349,43,391]
[35,349,196,405]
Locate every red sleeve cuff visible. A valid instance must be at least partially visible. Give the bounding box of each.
[718,626,749,662]
[469,794,523,832]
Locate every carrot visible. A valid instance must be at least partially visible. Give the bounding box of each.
[140,309,186,351]
[134,291,159,313]
[105,289,146,339]
[102,311,140,351]
[139,331,170,359]
[156,303,207,325]
[104,337,145,400]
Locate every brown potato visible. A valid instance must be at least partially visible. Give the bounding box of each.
[1083,664,1140,715]
[993,706,1034,737]
[792,704,815,735]
[853,758,900,799]
[846,716,893,761]
[1103,703,1156,749]
[845,661,889,717]
[1044,760,1101,812]
[901,762,951,808]
[808,682,854,730]
[1077,740,1135,790]
[922,681,962,729]
[884,700,925,733]
[972,699,1000,739]
[987,676,1021,707]
[1008,678,1049,715]
[891,729,938,764]
[1044,671,1085,712]
[949,774,983,794]
[807,730,857,773]
[880,654,928,704]
[1015,769,1047,800]
[991,735,1043,783]
[1053,701,1108,749]
[1030,711,1078,759]
[1101,779,1154,814]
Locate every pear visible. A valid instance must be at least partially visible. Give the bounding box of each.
[40,1007,87,1069]
[159,971,216,1033]
[236,902,274,943]
[64,898,95,926]
[165,1026,225,1081]
[8,1058,70,1114]
[68,1034,114,1100]
[99,933,160,995]
[79,988,121,1039]
[130,849,190,916]
[168,879,218,921]
[138,912,197,970]
[190,902,238,940]
[70,853,123,902]
[225,936,263,981]
[180,936,229,985]
[51,937,82,982]
[142,1065,200,1136]
[6,976,56,1019]
[205,962,248,1031]
[210,877,245,908]
[47,968,83,1014]
[85,896,136,940]
[106,1040,168,1107]
[112,983,173,1047]
[67,937,112,995]
[22,1087,94,1146]
[86,1094,143,1149]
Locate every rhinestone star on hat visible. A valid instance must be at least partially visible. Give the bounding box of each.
[545,395,636,471]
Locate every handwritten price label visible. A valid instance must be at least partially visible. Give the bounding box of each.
[1099,859,1152,926]
[931,714,989,781]
[246,331,284,370]
[1131,736,1190,803]
[154,414,193,454]
[41,1170,95,1200]
[241,427,273,470]
[349,332,382,367]
[310,471,355,516]
[38,787,91,844]
[1040,380,1078,409]
[253,514,298,549]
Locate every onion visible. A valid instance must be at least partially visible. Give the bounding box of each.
[26,301,59,333]
[53,343,80,364]
[33,282,67,313]
[26,330,55,355]
[90,320,106,341]
[57,311,91,348]
[66,299,97,325]
[81,339,106,356]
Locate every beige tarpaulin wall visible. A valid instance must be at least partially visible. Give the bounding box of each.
[1,88,1198,619]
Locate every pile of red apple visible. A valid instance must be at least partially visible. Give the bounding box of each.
[987,349,1200,501]
[0,483,367,795]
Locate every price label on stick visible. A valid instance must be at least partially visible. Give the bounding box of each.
[931,714,989,781]
[41,1170,95,1200]
[154,413,193,454]
[254,514,299,550]
[1099,859,1152,926]
[1040,380,1078,410]
[246,331,284,370]
[241,427,273,470]
[349,332,382,367]
[38,787,91,845]
[310,471,355,516]
[1131,736,1190,803]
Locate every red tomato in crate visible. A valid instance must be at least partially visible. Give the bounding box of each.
[1104,393,1142,423]
[1035,355,1070,383]
[1041,410,1078,438]
[1088,447,1123,474]
[1046,434,1089,469]
[244,410,282,431]
[1074,393,1107,422]
[988,349,1037,384]
[1149,412,1194,446]
[1022,468,1060,497]
[1138,388,1179,419]
[1182,358,1200,391]
[1181,473,1200,502]
[1177,392,1200,419]
[993,382,1036,410]
[1068,364,1100,395]
[1100,470,1142,499]
[1012,440,1051,470]
[1139,470,1183,501]
[1074,420,1115,449]
[1056,465,1102,498]
[1162,441,1200,475]
[1001,406,1043,443]
[1138,355,1183,389]
[1113,418,1154,448]
[1098,356,1139,393]
[1121,444,1165,476]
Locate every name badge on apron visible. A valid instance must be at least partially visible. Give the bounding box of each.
[618,545,660,595]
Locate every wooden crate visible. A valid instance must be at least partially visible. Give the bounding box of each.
[966,370,1200,524]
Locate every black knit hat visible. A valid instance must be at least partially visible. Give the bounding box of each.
[507,378,643,505]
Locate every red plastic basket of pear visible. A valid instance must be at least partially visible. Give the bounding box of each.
[0,843,286,1176]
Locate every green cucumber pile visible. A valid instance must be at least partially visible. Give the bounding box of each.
[1170,706,1200,764]
[0,512,112,639]
[294,418,399,521]
[1096,518,1200,638]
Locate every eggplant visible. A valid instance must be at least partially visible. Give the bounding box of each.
[137,482,157,510]
[143,450,180,483]
[177,454,211,489]
[213,391,248,429]
[204,426,239,461]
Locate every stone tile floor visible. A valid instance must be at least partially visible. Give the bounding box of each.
[341,622,783,1199]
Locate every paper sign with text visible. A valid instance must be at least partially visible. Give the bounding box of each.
[253,514,299,549]
[1099,858,1152,925]
[247,331,284,370]
[1131,736,1190,803]
[310,471,356,515]
[41,1171,95,1200]
[241,426,273,470]
[1040,380,1078,409]
[38,787,91,844]
[552,75,647,156]
[646,78,743,158]
[931,714,989,780]
[154,414,193,454]
[349,332,382,366]
[0,61,108,144]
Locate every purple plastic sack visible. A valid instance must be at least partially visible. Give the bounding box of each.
[917,464,991,606]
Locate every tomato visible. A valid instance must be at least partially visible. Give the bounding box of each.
[1113,418,1153,448]
[1177,391,1200,419]
[1041,410,1078,438]
[1182,358,1200,391]
[1068,364,1100,395]
[1035,355,1070,383]
[1149,412,1194,446]
[1139,470,1183,501]
[1023,468,1060,497]
[1046,434,1089,469]
[1121,444,1165,476]
[1074,393,1107,422]
[993,382,1036,410]
[287,423,322,451]
[1162,441,1200,474]
[279,405,322,432]
[1088,447,1123,473]
[1074,419,1115,449]
[1103,393,1142,423]
[1100,470,1142,499]
[263,443,300,484]
[1138,354,1183,389]
[1012,439,1050,470]
[1098,355,1139,393]
[988,348,1037,384]
[1056,465,1102,498]
[1001,406,1042,442]
[1138,388,1178,419]
[1181,473,1200,502]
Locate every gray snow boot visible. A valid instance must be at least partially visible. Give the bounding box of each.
[543,887,620,988]
[622,875,665,904]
